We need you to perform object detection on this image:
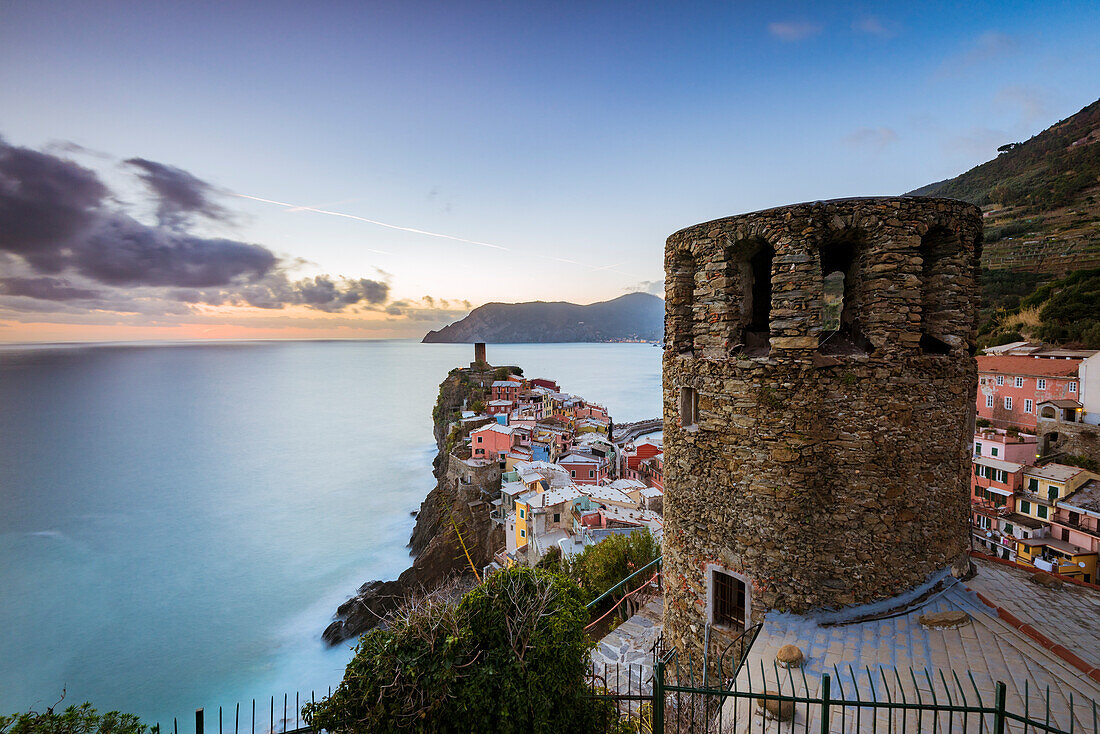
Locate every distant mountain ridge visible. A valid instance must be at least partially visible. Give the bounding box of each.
[906,98,1100,276]
[422,292,664,343]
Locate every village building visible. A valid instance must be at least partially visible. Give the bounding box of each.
[976,355,1081,430]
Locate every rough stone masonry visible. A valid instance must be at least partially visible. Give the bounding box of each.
[661,197,983,663]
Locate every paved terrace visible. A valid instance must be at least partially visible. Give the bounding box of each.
[720,557,1100,732]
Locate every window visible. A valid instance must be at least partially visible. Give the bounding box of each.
[1069,382,1077,394]
[974,442,982,456]
[1038,379,1047,390]
[476,436,483,443]
[1028,477,1039,492]
[588,469,595,478]
[519,508,525,519]
[1025,399,1033,413]
[1048,486,1059,501]
[1020,500,1031,514]
[1004,397,1013,410]
[475,448,484,455]
[991,447,999,457]
[986,395,994,408]
[553,513,560,523]
[710,569,746,628]
[996,376,1004,386]
[1014,377,1024,388]
[570,470,576,478]
[520,529,526,538]
[1038,504,1048,519]
[680,386,699,428]
[1004,523,1014,536]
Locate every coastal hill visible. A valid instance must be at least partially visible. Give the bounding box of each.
[906,98,1100,277]
[422,292,664,343]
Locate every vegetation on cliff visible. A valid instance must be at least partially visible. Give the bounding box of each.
[1,703,147,734]
[305,567,629,734]
[422,292,664,343]
[537,528,660,606]
[978,267,1100,348]
[908,98,1100,282]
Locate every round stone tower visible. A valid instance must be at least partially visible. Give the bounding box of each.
[661,197,982,661]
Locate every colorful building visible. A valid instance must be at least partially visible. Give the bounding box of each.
[469,423,515,460]
[976,356,1081,430]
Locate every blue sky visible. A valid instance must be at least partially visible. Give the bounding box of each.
[1,1,1098,340]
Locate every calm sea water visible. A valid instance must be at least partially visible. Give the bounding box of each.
[0,340,661,725]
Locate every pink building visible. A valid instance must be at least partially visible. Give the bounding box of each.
[976,356,1080,430]
[973,428,1039,464]
[469,423,515,460]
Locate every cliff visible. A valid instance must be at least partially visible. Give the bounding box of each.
[322,363,514,645]
[421,292,664,343]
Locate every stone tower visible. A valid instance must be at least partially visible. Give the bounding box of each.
[661,197,982,660]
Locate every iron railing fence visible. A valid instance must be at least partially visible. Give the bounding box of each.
[153,691,322,734]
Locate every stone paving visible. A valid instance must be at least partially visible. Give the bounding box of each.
[714,562,1100,733]
[590,594,663,694]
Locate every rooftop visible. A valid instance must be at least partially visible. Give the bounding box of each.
[1060,479,1100,517]
[731,557,1100,731]
[976,355,1082,378]
[1026,463,1087,483]
[973,456,1026,473]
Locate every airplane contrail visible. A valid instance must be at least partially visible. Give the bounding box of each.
[235,192,628,275]
[235,193,510,251]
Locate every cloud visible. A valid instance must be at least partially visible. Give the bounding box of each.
[767,21,822,42]
[125,157,230,228]
[0,276,102,301]
[628,280,665,296]
[0,137,110,272]
[0,138,276,289]
[993,85,1052,126]
[853,16,895,38]
[937,31,1019,78]
[844,127,899,152]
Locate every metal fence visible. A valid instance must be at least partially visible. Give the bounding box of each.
[153,692,320,734]
[591,634,1099,733]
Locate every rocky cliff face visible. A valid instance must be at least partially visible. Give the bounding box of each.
[322,364,512,646]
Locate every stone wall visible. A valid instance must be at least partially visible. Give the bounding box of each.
[661,197,983,663]
[1037,417,1100,465]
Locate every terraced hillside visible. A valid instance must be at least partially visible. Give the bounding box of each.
[908,99,1100,277]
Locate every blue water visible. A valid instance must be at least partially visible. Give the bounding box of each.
[0,340,661,725]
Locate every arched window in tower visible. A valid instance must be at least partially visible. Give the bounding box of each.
[819,232,871,354]
[668,252,698,354]
[919,226,958,354]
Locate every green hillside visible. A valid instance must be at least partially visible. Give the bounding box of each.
[907,99,1100,277]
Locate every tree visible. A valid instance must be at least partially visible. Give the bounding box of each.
[303,567,621,734]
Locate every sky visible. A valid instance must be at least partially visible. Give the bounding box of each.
[1,0,1099,342]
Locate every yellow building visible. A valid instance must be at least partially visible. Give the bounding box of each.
[514,499,530,550]
[1015,537,1098,582]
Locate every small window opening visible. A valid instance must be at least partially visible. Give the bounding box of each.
[679,386,698,428]
[818,236,871,354]
[668,253,697,354]
[919,227,958,354]
[742,243,774,356]
[712,570,746,628]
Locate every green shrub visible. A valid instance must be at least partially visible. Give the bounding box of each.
[560,529,660,606]
[303,567,619,734]
[1,703,147,734]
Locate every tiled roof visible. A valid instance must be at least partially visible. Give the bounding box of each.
[977,355,1081,377]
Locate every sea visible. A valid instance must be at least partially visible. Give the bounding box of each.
[0,340,661,726]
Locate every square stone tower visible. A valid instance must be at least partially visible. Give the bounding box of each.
[661,197,983,661]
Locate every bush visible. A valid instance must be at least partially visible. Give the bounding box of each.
[976,418,991,428]
[1,703,147,734]
[561,529,660,606]
[303,567,619,734]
